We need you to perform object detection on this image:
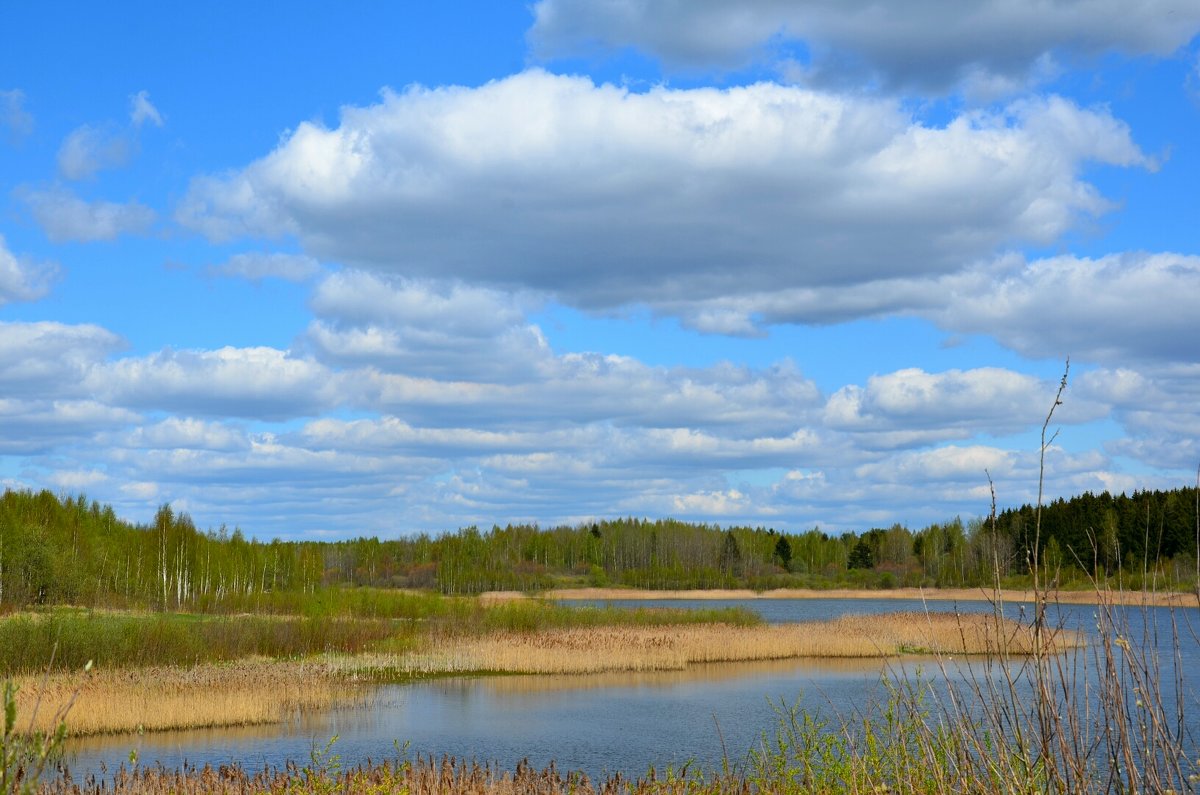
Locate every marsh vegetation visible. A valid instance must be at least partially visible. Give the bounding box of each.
[18,591,1200,794]
[6,606,1045,737]
[3,590,1196,792]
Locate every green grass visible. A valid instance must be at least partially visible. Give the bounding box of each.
[0,610,406,673]
[445,599,761,635]
[189,586,455,620]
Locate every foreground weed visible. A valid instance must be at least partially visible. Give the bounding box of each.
[2,662,89,795]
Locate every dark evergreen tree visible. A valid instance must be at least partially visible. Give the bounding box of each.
[773,535,793,571]
[848,538,874,570]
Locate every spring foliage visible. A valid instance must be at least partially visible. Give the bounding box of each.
[0,486,1196,608]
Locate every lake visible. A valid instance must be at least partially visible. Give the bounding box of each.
[60,597,1200,782]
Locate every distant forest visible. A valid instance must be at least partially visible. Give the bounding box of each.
[0,486,1196,609]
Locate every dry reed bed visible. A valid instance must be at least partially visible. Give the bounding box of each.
[353,611,1073,677]
[14,659,355,736]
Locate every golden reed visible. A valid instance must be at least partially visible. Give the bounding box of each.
[14,659,354,736]
[352,611,1072,677]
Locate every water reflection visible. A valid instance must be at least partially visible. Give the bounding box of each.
[67,716,330,763]
[473,656,892,697]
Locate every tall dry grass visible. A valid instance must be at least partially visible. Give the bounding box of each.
[349,611,1069,678]
[13,660,357,736]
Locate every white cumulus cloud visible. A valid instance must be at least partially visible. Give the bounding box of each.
[930,253,1200,366]
[823,367,1094,448]
[672,488,755,516]
[177,71,1146,317]
[0,320,124,397]
[92,346,341,421]
[305,271,550,381]
[121,417,250,452]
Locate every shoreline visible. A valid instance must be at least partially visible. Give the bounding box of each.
[522,586,1200,608]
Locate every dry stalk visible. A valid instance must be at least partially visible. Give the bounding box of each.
[14,660,356,736]
[348,612,1073,679]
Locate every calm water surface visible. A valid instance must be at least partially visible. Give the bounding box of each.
[62,597,1200,781]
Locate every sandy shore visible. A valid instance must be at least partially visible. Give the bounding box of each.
[507,586,1200,608]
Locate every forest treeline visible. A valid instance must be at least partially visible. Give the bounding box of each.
[0,486,1196,609]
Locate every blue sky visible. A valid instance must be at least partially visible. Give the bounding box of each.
[2,2,1198,540]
